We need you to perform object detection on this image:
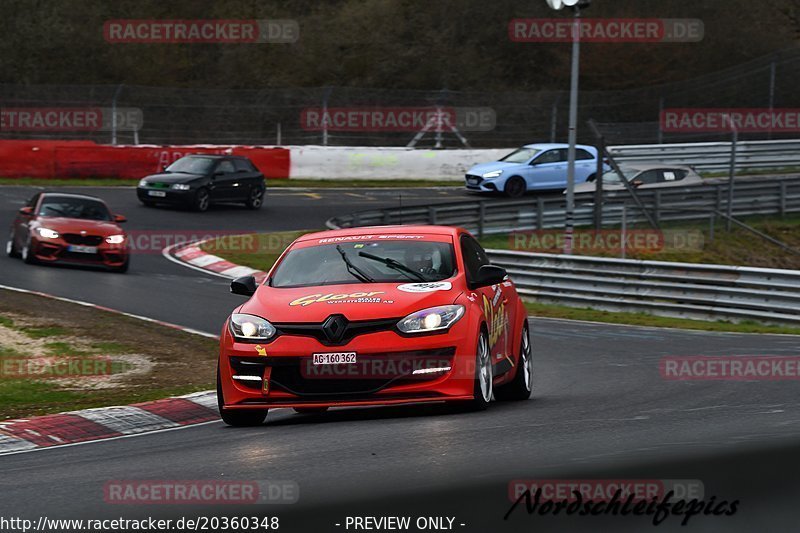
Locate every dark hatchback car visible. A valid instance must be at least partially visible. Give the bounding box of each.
[137,155,266,212]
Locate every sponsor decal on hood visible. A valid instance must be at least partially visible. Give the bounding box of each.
[288,291,392,307]
[396,281,453,293]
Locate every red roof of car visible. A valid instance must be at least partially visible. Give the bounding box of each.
[296,225,465,242]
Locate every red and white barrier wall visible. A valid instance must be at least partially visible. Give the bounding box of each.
[0,140,290,179]
[0,141,509,180]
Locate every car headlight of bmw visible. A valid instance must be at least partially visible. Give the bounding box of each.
[138,179,148,187]
[397,305,465,334]
[105,234,125,244]
[35,227,59,239]
[482,170,503,179]
[229,313,276,342]
[171,183,191,190]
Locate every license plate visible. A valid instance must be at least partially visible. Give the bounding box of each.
[148,190,166,197]
[467,177,479,184]
[67,245,97,254]
[312,352,357,365]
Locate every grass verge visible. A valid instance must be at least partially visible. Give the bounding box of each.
[479,214,800,270]
[0,288,217,420]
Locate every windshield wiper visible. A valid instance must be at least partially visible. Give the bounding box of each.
[358,251,428,282]
[336,245,374,283]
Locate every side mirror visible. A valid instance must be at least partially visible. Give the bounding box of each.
[631,179,643,188]
[473,265,507,288]
[162,165,168,171]
[19,206,33,216]
[214,170,225,177]
[231,275,257,297]
[114,214,127,223]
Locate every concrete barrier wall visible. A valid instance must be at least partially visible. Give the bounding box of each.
[289,145,509,180]
[0,141,291,179]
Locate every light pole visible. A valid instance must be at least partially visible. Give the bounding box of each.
[546,0,590,254]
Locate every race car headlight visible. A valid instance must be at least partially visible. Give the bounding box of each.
[138,179,148,187]
[397,305,465,334]
[482,170,503,179]
[105,234,125,244]
[171,183,191,190]
[229,314,276,342]
[35,227,59,239]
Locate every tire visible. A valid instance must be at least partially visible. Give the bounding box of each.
[21,237,36,264]
[6,233,19,258]
[217,366,268,426]
[111,257,130,274]
[494,322,533,401]
[245,187,264,210]
[504,176,526,198]
[193,188,211,212]
[466,330,492,411]
[586,173,596,182]
[293,407,329,414]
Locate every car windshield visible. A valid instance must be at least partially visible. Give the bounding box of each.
[165,157,216,174]
[37,197,112,221]
[499,147,541,163]
[270,240,456,288]
[600,166,639,185]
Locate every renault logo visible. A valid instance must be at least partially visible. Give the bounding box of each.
[321,314,349,344]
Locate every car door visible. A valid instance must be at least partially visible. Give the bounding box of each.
[574,148,597,183]
[210,159,240,201]
[461,234,512,369]
[233,158,264,196]
[527,149,567,189]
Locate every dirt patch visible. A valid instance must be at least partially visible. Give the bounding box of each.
[0,288,218,419]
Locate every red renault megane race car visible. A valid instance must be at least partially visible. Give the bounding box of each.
[218,225,532,426]
[6,192,130,272]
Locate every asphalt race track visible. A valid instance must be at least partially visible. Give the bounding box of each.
[1,185,799,532]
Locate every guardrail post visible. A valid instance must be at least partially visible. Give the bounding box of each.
[708,213,715,243]
[478,202,485,238]
[536,197,544,229]
[780,181,787,217]
[428,206,437,225]
[654,190,661,225]
[715,185,722,212]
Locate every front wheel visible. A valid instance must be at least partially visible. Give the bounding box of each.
[494,322,533,401]
[217,366,268,426]
[6,233,19,258]
[21,237,36,264]
[466,330,492,411]
[111,257,130,274]
[245,187,264,209]
[504,177,527,198]
[193,188,211,212]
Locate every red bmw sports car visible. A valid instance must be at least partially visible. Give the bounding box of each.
[218,225,532,426]
[6,192,130,272]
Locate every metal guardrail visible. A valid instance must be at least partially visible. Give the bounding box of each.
[487,249,800,325]
[327,176,800,236]
[326,176,800,325]
[609,139,800,172]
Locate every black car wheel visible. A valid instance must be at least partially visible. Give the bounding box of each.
[111,257,130,274]
[6,232,19,258]
[21,237,37,264]
[193,188,211,212]
[494,322,533,401]
[504,177,527,198]
[245,187,264,210]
